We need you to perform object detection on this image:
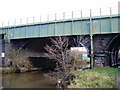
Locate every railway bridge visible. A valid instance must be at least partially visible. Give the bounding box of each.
[0,9,120,67]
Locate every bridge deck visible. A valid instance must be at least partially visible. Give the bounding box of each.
[0,14,120,39]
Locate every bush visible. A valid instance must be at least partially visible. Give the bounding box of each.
[71,59,90,70]
[6,49,33,73]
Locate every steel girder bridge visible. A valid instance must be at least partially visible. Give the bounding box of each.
[0,9,120,67]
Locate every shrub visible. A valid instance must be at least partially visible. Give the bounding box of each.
[6,49,33,73]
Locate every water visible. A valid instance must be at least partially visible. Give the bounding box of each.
[2,70,56,88]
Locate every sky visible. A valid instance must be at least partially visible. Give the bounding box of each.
[0,0,119,26]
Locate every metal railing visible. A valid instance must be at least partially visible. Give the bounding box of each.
[0,7,118,27]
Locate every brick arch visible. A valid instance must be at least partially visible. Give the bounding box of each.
[106,34,120,66]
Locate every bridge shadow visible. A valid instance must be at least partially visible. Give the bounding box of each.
[29,57,56,70]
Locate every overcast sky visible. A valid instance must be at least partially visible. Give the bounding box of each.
[0,0,119,26]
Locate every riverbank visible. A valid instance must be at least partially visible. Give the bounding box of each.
[0,67,42,74]
[68,67,119,88]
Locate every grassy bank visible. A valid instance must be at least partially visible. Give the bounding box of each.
[68,67,119,88]
[1,67,42,74]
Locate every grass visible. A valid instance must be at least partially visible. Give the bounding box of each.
[68,67,119,88]
[1,67,41,74]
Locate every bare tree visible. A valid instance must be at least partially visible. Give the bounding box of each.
[73,35,90,51]
[44,35,90,87]
[72,35,90,69]
[70,49,80,60]
[44,36,75,88]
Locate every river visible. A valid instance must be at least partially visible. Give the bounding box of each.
[2,70,56,88]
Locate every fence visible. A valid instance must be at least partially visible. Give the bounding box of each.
[0,7,118,27]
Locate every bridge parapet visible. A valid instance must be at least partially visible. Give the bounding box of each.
[0,7,118,27]
[0,7,119,39]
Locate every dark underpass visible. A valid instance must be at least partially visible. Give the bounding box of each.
[29,57,56,69]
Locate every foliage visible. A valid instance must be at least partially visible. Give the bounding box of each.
[6,49,33,72]
[68,68,118,88]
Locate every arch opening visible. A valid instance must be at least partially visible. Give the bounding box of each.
[70,46,90,69]
[107,34,120,67]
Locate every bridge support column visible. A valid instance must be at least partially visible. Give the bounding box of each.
[90,10,94,69]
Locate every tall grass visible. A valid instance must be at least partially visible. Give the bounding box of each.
[68,68,119,88]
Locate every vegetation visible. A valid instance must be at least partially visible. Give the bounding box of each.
[44,36,75,88]
[5,49,33,73]
[68,67,119,88]
[44,36,91,88]
[71,59,90,70]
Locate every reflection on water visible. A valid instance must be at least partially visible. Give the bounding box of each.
[2,70,56,88]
